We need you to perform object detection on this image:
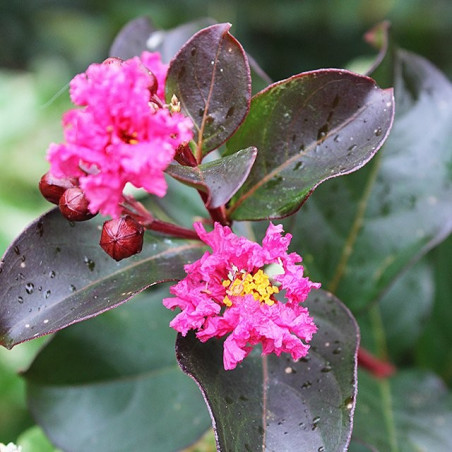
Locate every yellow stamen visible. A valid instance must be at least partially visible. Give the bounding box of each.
[222,269,279,306]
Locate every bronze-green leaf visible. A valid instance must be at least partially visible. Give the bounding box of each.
[166,23,251,159]
[226,69,394,220]
[0,209,204,348]
[166,147,257,208]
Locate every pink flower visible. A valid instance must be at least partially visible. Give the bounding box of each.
[47,52,193,218]
[164,222,320,370]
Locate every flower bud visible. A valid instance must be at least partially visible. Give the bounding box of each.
[39,172,77,205]
[99,216,144,261]
[59,187,96,221]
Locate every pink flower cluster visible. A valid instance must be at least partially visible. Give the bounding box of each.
[47,52,193,218]
[164,222,320,370]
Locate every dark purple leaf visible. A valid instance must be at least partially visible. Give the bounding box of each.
[166,147,257,208]
[225,70,394,220]
[109,17,155,60]
[110,16,217,64]
[0,209,204,349]
[166,23,251,159]
[25,287,210,451]
[176,290,359,451]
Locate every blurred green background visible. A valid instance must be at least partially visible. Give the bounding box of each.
[0,0,451,447]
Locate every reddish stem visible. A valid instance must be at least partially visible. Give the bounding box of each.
[197,190,230,227]
[358,347,396,379]
[174,144,230,226]
[120,196,200,241]
[143,218,200,240]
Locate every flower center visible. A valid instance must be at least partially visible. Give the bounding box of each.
[222,269,279,307]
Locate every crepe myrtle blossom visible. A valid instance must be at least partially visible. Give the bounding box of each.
[164,222,320,370]
[47,51,193,218]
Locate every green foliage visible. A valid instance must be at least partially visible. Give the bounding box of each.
[24,288,211,451]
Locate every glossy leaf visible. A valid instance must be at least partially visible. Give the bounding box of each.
[225,69,394,220]
[109,17,216,63]
[166,147,257,208]
[351,370,452,451]
[109,16,155,60]
[109,17,269,95]
[25,287,210,452]
[176,290,359,451]
[166,23,251,158]
[0,209,205,349]
[293,49,452,311]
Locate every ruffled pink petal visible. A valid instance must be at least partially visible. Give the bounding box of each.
[165,222,320,370]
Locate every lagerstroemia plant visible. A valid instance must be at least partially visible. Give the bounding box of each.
[1,18,451,452]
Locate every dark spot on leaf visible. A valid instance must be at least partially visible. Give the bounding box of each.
[17,296,24,304]
[294,161,304,171]
[14,246,20,255]
[224,396,233,404]
[84,257,95,271]
[311,416,320,430]
[266,175,283,189]
[332,94,340,108]
[190,47,197,56]
[226,105,235,119]
[25,283,34,294]
[36,220,44,237]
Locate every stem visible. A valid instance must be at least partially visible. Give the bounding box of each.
[358,347,396,378]
[120,196,200,241]
[197,189,230,226]
[144,218,200,240]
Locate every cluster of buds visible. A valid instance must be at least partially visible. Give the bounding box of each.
[39,172,144,261]
[39,172,93,221]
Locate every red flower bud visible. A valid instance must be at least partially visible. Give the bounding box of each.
[59,187,96,221]
[39,172,77,205]
[99,216,144,261]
